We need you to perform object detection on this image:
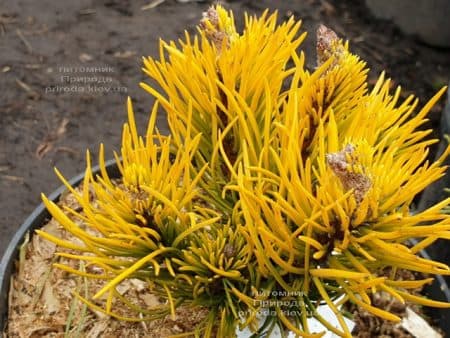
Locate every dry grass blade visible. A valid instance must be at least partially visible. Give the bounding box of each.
[15,29,32,53]
[31,257,56,306]
[65,262,89,338]
[141,0,166,10]
[15,78,39,100]
[18,232,30,278]
[1,175,24,183]
[35,118,70,159]
[78,8,96,15]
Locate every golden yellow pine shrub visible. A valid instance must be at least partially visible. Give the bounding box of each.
[39,4,450,337]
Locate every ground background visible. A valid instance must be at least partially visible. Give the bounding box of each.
[1,0,449,258]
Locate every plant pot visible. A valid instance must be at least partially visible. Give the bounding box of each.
[1,158,450,337]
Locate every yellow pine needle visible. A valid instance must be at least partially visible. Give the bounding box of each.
[199,256,241,279]
[308,309,346,337]
[312,277,351,337]
[73,292,162,322]
[93,247,173,300]
[262,241,305,274]
[35,230,89,252]
[55,252,131,266]
[163,283,176,320]
[339,281,401,322]
[379,283,405,304]
[297,236,325,252]
[385,278,434,289]
[114,288,170,315]
[172,216,221,248]
[396,289,450,308]
[275,306,324,338]
[309,269,368,279]
[52,263,111,279]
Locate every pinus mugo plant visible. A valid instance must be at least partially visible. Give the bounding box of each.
[38,5,450,337]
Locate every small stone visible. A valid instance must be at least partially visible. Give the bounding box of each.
[79,53,93,63]
[116,280,131,295]
[172,324,183,333]
[130,278,147,291]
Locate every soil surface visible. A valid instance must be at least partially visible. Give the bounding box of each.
[1,0,450,260]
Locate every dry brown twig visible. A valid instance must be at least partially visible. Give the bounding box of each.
[35,118,70,159]
[16,29,33,53]
[141,0,166,10]
[78,8,96,15]
[113,51,136,59]
[1,175,25,183]
[54,146,78,156]
[0,14,17,34]
[15,78,40,100]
